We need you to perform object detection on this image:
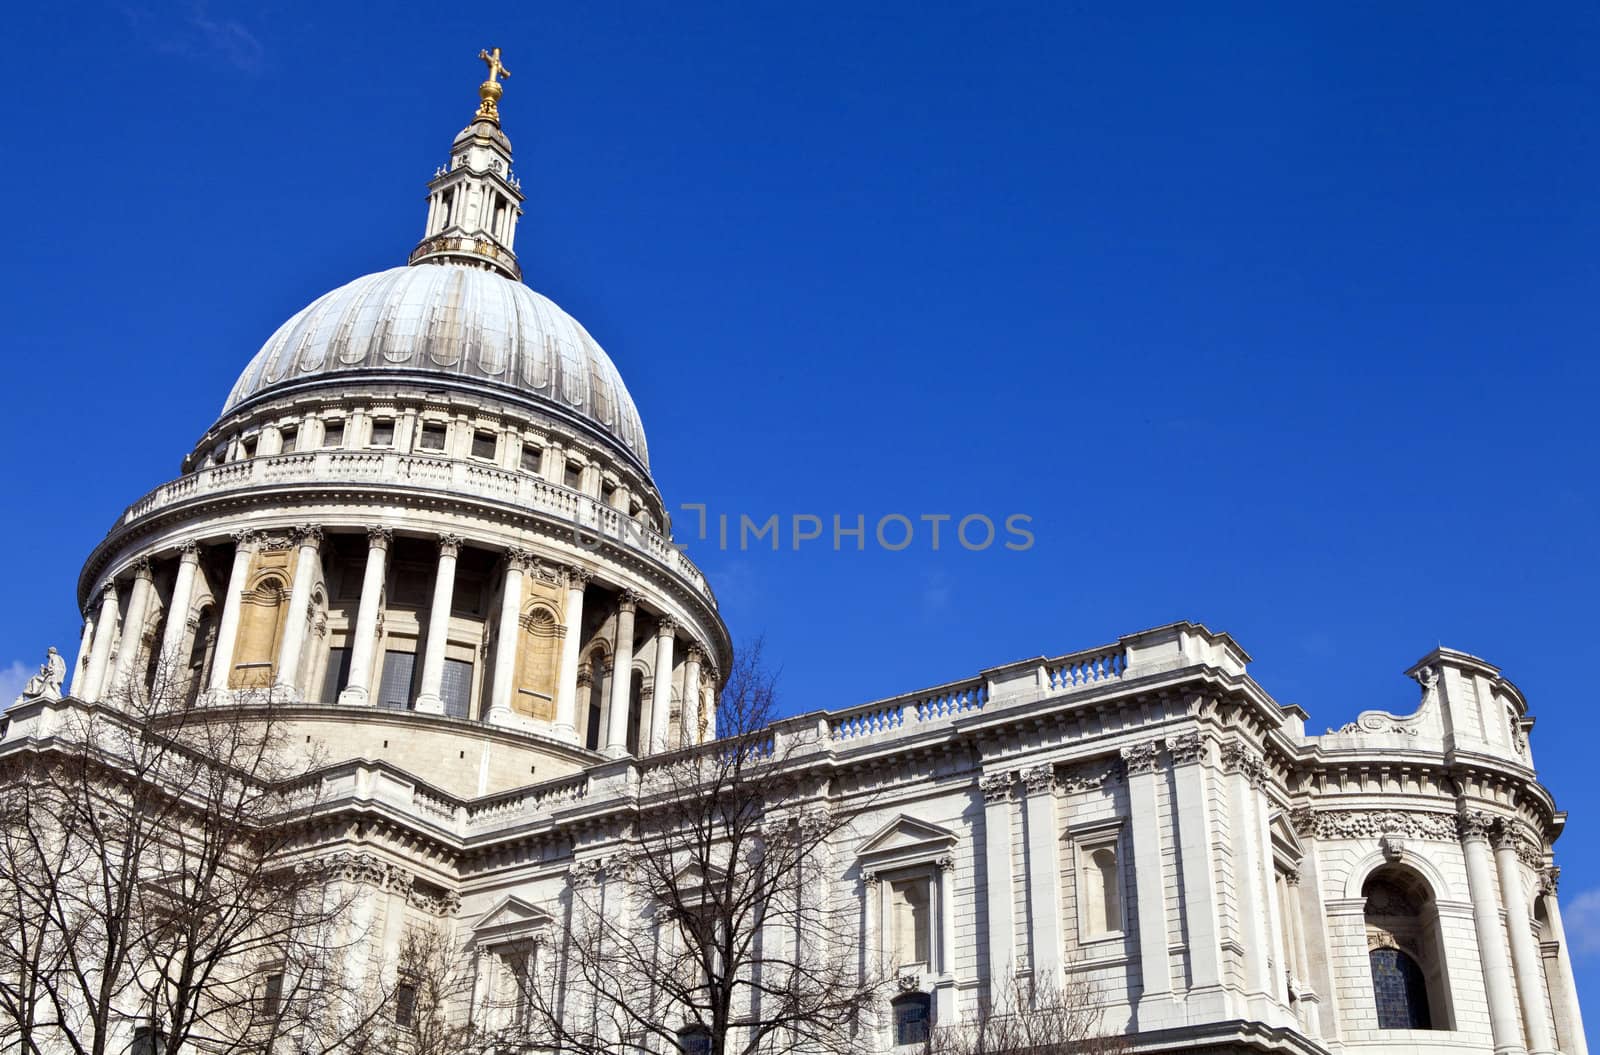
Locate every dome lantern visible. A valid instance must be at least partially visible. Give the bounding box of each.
[408,48,525,280]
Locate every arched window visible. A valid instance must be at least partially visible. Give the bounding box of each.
[1363,867,1450,1030]
[892,992,931,1046]
[676,1025,711,1055]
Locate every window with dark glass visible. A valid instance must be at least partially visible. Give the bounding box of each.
[676,1026,712,1055]
[1370,948,1431,1029]
[320,646,352,702]
[892,993,931,1046]
[280,426,298,453]
[323,420,345,448]
[394,981,416,1027]
[520,444,542,474]
[419,422,447,451]
[471,430,497,460]
[601,481,617,506]
[370,419,394,447]
[262,971,284,1016]
[441,657,473,718]
[563,461,582,489]
[378,650,416,710]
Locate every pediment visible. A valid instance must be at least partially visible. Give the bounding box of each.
[1269,811,1305,863]
[472,894,554,944]
[857,815,958,872]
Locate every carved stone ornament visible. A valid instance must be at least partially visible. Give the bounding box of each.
[437,533,464,557]
[366,525,394,549]
[1021,764,1056,794]
[1058,759,1124,793]
[176,538,200,558]
[1293,809,1460,843]
[1283,867,1302,886]
[657,616,679,637]
[330,852,389,885]
[1219,741,1268,786]
[1380,833,1406,863]
[1544,866,1561,895]
[505,547,535,571]
[564,565,593,589]
[1120,740,1163,776]
[131,556,155,581]
[863,871,881,890]
[979,772,1014,803]
[934,855,956,873]
[568,858,605,889]
[896,973,922,993]
[231,529,261,551]
[1456,810,1497,843]
[1167,732,1207,766]
[618,589,640,612]
[294,524,324,546]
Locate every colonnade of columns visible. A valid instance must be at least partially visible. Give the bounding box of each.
[71,526,718,758]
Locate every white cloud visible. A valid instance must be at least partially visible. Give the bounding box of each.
[1561,888,1600,959]
[0,661,33,707]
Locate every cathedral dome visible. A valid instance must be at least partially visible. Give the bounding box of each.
[222,264,650,468]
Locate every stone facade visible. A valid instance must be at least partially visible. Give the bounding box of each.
[1,58,1587,1055]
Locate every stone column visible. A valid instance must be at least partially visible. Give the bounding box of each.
[1495,825,1555,1055]
[108,559,155,698]
[82,581,120,702]
[1539,870,1588,1055]
[936,855,957,1021]
[552,566,589,743]
[413,534,462,714]
[1284,870,1317,1032]
[980,772,1017,1008]
[1122,740,1173,1013]
[704,675,718,741]
[488,549,531,724]
[604,591,639,757]
[647,617,676,751]
[337,527,391,706]
[1020,764,1063,990]
[158,541,201,669]
[679,646,703,747]
[1460,811,1525,1055]
[69,609,97,699]
[1168,734,1224,994]
[273,527,322,699]
[1222,742,1274,1012]
[208,533,257,695]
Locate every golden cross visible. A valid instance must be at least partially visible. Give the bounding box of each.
[479,47,511,84]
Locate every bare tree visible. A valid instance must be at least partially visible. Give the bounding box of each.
[0,656,388,1055]
[926,975,1130,1055]
[339,925,480,1055]
[522,641,885,1055]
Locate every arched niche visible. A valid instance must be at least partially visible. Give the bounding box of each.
[1363,864,1453,1030]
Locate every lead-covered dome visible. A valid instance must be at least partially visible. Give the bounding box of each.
[224,264,649,467]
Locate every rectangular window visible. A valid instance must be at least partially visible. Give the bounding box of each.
[320,646,352,702]
[241,436,258,459]
[563,461,582,489]
[471,430,498,460]
[262,971,284,1016]
[418,422,447,451]
[601,481,617,506]
[378,650,417,710]
[394,981,416,1027]
[280,426,298,453]
[441,657,473,719]
[323,420,345,448]
[370,419,395,447]
[520,444,542,474]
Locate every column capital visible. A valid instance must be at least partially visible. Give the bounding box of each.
[685,644,705,665]
[1219,739,1268,786]
[979,771,1015,803]
[1167,731,1207,766]
[231,529,261,553]
[130,556,155,582]
[1021,763,1056,794]
[1120,739,1163,776]
[437,533,465,558]
[564,564,592,589]
[617,589,640,613]
[293,524,324,546]
[1283,867,1302,886]
[97,579,119,603]
[366,525,394,550]
[1543,865,1561,895]
[504,547,535,572]
[176,539,201,561]
[656,615,679,637]
[702,663,720,684]
[1456,809,1497,843]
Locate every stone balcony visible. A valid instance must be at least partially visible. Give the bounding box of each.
[105,450,714,604]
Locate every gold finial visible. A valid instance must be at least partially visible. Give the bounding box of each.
[475,47,511,123]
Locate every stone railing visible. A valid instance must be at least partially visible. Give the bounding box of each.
[827,677,990,743]
[109,451,713,603]
[463,771,590,832]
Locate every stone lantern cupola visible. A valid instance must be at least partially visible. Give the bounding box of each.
[409,47,525,280]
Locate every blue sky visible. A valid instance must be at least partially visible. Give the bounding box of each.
[2,0,1598,1027]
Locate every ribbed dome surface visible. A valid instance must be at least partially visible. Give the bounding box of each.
[224,265,648,466]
